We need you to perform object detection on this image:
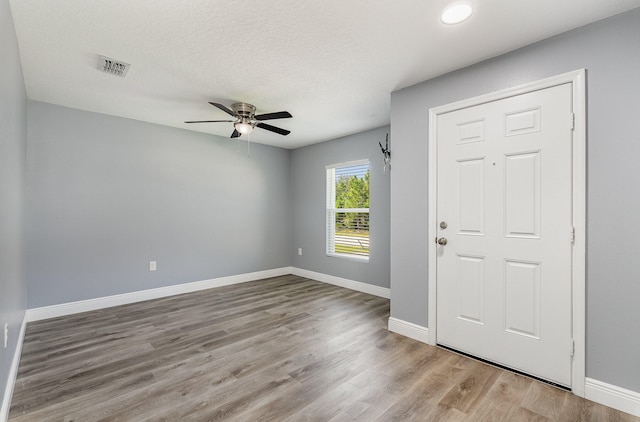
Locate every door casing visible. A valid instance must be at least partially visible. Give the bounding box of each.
[427,69,586,396]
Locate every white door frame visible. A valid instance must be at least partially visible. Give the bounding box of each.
[427,69,586,396]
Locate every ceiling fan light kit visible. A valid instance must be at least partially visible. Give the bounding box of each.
[234,120,254,135]
[185,102,292,139]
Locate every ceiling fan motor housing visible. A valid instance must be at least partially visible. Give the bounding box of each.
[231,103,256,118]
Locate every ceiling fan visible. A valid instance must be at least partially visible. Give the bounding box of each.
[185,102,292,138]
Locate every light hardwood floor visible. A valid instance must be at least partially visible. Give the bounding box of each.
[9,275,638,421]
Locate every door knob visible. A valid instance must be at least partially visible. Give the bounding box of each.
[437,237,448,246]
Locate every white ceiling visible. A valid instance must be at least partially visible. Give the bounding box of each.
[8,0,640,149]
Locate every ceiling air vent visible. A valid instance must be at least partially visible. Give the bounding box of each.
[97,55,130,77]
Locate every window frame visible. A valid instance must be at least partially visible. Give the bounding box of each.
[326,159,370,262]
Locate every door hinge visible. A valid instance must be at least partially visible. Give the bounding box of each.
[571,226,575,244]
[570,339,575,357]
[570,113,575,130]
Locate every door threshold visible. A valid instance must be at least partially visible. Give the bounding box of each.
[437,343,571,392]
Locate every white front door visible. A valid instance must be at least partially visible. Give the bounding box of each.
[436,83,574,386]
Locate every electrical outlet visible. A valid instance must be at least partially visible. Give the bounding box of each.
[149,261,157,271]
[3,323,8,348]
[298,248,303,256]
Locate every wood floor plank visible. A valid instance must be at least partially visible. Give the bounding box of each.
[558,393,639,422]
[354,349,461,421]
[505,406,552,421]
[521,380,568,420]
[469,370,532,421]
[9,275,639,421]
[438,359,502,413]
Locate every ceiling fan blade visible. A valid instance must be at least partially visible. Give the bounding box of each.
[254,111,292,121]
[230,129,241,138]
[209,102,236,117]
[184,120,235,123]
[256,122,290,136]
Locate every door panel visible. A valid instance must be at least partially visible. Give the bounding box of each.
[436,83,573,386]
[458,158,485,235]
[504,259,541,339]
[456,254,485,324]
[504,151,540,238]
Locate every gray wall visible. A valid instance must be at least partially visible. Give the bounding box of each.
[390,8,640,391]
[0,0,27,411]
[26,101,292,308]
[291,126,390,288]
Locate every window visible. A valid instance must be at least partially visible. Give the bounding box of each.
[326,160,370,261]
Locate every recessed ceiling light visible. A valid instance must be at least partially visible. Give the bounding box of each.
[441,2,473,25]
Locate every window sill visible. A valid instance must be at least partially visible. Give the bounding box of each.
[327,253,369,263]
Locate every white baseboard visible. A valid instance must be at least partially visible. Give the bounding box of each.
[1,314,27,422]
[388,317,430,344]
[290,267,390,299]
[25,267,389,322]
[585,378,640,417]
[26,267,293,322]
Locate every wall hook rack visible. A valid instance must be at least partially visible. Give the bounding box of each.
[379,133,391,174]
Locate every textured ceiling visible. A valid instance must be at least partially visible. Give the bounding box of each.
[8,0,640,148]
